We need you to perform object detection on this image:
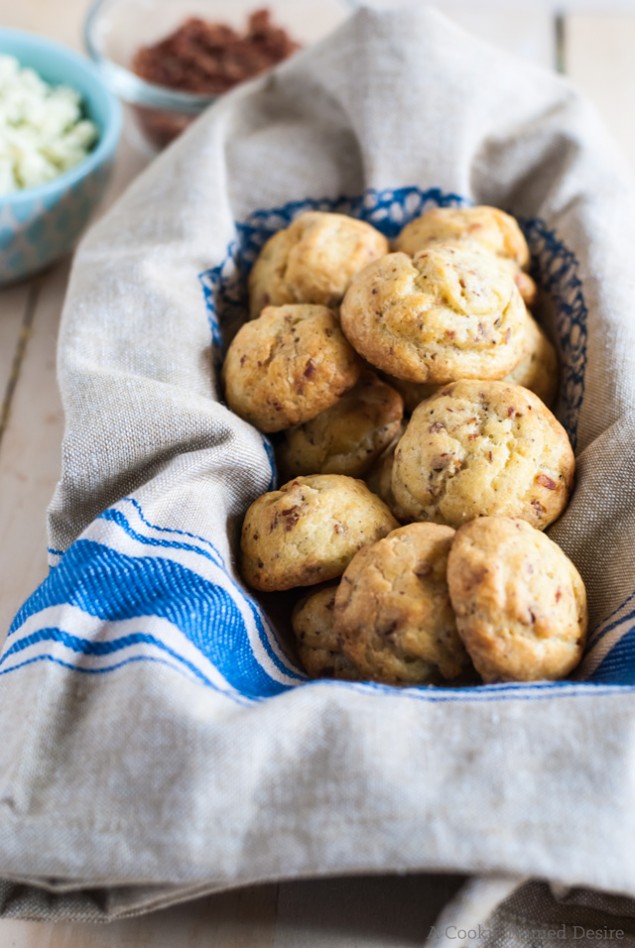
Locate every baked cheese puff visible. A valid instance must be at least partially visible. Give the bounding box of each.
[240,474,399,591]
[340,244,529,384]
[291,585,359,680]
[394,205,537,305]
[223,304,362,433]
[336,523,470,685]
[383,312,558,411]
[277,371,403,479]
[505,313,558,407]
[448,517,587,682]
[391,380,574,530]
[248,211,389,317]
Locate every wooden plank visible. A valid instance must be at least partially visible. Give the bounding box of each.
[436,2,556,68]
[565,13,635,170]
[0,285,31,425]
[0,0,110,637]
[1,0,87,48]
[0,884,278,947]
[0,119,150,636]
[0,261,65,636]
[0,875,471,948]
[0,0,279,938]
[0,0,278,942]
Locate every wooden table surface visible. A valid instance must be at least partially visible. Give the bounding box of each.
[1,0,635,944]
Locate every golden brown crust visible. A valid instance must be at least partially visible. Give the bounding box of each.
[383,313,558,411]
[340,245,529,384]
[391,380,574,530]
[222,304,362,433]
[291,585,360,680]
[395,206,530,268]
[394,205,535,301]
[277,371,404,479]
[447,517,587,682]
[336,523,470,685]
[504,313,558,407]
[365,426,409,521]
[248,211,389,317]
[514,269,538,307]
[240,474,399,591]
[381,375,441,414]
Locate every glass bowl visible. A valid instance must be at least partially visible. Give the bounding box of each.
[84,0,353,151]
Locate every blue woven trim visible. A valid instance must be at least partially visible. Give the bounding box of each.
[518,214,587,449]
[588,604,635,652]
[589,586,635,646]
[302,676,635,702]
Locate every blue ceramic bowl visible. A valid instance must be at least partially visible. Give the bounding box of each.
[0,29,122,286]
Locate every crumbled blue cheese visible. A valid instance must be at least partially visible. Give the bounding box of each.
[0,54,99,195]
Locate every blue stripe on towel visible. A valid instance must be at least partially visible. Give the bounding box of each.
[9,539,294,699]
[6,528,635,699]
[121,497,228,563]
[0,652,216,683]
[587,628,635,684]
[588,605,635,651]
[0,627,213,687]
[98,507,225,566]
[98,506,302,683]
[599,587,635,630]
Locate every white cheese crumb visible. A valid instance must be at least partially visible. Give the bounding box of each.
[0,54,99,195]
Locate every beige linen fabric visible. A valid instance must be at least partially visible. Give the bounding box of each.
[1,5,635,937]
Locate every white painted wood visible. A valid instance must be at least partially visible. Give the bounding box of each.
[0,261,66,637]
[0,116,150,637]
[565,13,635,170]
[1,0,87,49]
[343,1,556,67]
[429,2,556,67]
[359,0,635,11]
[0,284,31,412]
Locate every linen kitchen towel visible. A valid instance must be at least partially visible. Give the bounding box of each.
[2,6,635,942]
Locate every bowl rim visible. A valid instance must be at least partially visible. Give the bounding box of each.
[83,0,218,113]
[0,27,123,208]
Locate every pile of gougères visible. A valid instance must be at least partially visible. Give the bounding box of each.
[222,206,587,687]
